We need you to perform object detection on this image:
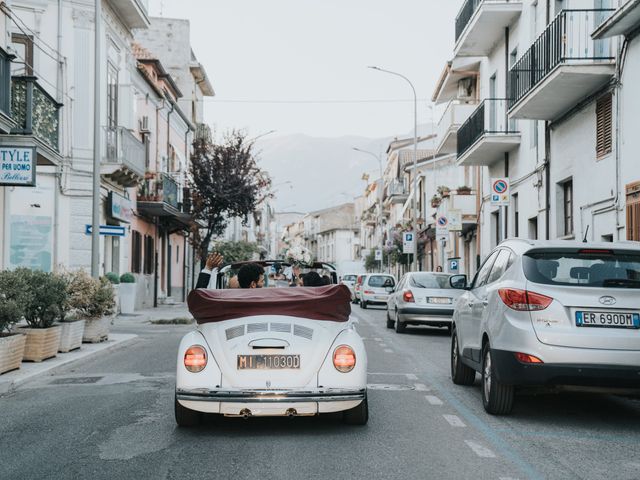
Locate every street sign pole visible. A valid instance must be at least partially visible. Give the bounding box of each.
[91,0,102,278]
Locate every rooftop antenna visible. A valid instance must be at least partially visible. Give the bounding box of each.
[583,225,590,243]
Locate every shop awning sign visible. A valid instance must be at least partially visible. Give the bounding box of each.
[0,146,36,186]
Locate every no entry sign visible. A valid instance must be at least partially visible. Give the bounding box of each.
[491,178,510,206]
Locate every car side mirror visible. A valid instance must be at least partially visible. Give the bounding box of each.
[449,274,468,290]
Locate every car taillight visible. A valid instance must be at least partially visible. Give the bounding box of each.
[403,290,415,303]
[514,352,544,364]
[184,345,207,373]
[364,290,375,295]
[333,345,356,373]
[498,288,552,311]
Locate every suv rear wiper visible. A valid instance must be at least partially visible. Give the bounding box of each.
[602,278,640,288]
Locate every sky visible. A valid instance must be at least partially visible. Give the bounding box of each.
[149,0,463,139]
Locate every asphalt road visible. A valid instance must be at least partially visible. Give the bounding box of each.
[2,306,640,480]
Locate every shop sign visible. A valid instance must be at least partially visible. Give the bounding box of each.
[0,146,36,186]
[108,191,133,223]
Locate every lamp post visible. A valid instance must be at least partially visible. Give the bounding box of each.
[368,66,419,271]
[353,147,385,273]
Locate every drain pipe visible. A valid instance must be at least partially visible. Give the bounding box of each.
[544,0,551,241]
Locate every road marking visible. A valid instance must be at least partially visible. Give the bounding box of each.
[379,343,387,347]
[374,337,382,342]
[465,440,496,458]
[367,383,415,391]
[413,383,429,391]
[425,395,443,405]
[405,373,418,381]
[442,414,466,427]
[384,349,394,353]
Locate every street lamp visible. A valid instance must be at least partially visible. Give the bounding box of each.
[353,147,385,273]
[368,66,419,272]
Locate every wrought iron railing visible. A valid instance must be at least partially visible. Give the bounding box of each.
[509,9,615,109]
[387,180,408,197]
[104,126,146,178]
[161,173,179,209]
[11,76,61,151]
[457,99,518,158]
[138,172,181,210]
[455,0,521,42]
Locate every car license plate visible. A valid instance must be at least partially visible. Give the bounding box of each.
[428,297,452,305]
[375,296,387,301]
[237,354,300,370]
[575,311,640,329]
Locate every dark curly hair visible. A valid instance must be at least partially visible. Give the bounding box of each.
[238,263,265,288]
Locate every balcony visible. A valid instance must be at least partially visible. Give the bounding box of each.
[385,180,409,205]
[137,172,191,231]
[0,49,14,134]
[1,76,62,166]
[102,126,146,187]
[107,0,150,29]
[435,101,478,154]
[509,9,616,121]
[454,0,523,57]
[457,99,520,166]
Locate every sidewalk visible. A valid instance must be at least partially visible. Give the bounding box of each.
[113,303,193,327]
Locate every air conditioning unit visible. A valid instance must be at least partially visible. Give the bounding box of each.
[457,78,475,101]
[139,116,150,133]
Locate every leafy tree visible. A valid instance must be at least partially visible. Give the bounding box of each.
[189,129,272,262]
[214,241,259,263]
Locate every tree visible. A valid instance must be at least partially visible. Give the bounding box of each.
[214,241,259,263]
[189,129,272,261]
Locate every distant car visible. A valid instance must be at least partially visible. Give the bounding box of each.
[359,274,396,309]
[176,277,368,427]
[450,239,640,415]
[353,274,369,304]
[386,272,463,334]
[340,273,359,301]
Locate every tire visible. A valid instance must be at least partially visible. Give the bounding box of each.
[446,324,453,335]
[394,311,406,333]
[450,329,475,386]
[481,342,515,415]
[175,394,202,427]
[386,311,395,329]
[343,396,369,425]
[360,301,367,309]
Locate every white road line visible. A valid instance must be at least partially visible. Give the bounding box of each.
[405,373,418,381]
[413,383,429,391]
[464,440,496,458]
[374,337,382,342]
[384,349,394,353]
[425,395,443,405]
[442,414,466,428]
[379,343,387,347]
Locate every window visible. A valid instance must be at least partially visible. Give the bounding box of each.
[626,182,640,241]
[472,251,499,289]
[409,273,453,290]
[529,216,538,240]
[107,63,119,129]
[131,231,142,274]
[513,193,519,237]
[596,93,612,159]
[11,33,33,75]
[487,250,514,284]
[143,235,155,275]
[562,180,574,236]
[176,245,180,263]
[0,48,10,116]
[368,275,395,288]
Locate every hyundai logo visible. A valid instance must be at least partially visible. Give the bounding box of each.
[599,296,616,306]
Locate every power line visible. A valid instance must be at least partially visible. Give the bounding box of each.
[1,3,64,61]
[205,98,431,104]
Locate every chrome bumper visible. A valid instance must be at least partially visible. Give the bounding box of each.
[176,388,366,403]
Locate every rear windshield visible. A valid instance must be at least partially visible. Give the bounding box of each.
[410,273,453,289]
[523,250,640,288]
[342,275,357,282]
[368,275,395,287]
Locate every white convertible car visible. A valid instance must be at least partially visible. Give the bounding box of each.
[175,276,368,427]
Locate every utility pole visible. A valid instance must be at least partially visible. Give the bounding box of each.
[91,0,101,278]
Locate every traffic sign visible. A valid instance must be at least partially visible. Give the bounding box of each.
[436,215,448,239]
[449,257,461,272]
[491,178,510,206]
[449,210,462,231]
[85,225,126,237]
[402,232,415,254]
[375,249,383,261]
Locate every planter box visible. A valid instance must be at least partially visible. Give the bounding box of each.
[20,326,62,362]
[82,316,110,343]
[119,283,137,314]
[0,333,27,375]
[57,320,86,353]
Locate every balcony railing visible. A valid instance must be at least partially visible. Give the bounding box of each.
[138,172,181,210]
[104,126,146,179]
[387,180,408,197]
[11,76,61,151]
[457,99,517,158]
[509,9,615,110]
[455,0,482,41]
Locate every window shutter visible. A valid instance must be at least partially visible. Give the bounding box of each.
[596,93,613,159]
[626,183,640,241]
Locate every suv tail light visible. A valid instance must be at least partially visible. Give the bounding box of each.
[514,352,544,364]
[498,288,552,311]
[184,345,207,373]
[333,345,356,373]
[403,290,415,303]
[364,290,375,295]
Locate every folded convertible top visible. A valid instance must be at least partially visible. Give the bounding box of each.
[187,285,352,324]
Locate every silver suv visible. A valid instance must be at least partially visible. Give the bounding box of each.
[450,239,640,415]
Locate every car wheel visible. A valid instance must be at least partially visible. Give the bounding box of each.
[175,394,202,427]
[481,342,515,415]
[446,324,452,335]
[386,311,395,329]
[360,301,367,309]
[394,311,406,333]
[343,395,368,425]
[450,329,475,386]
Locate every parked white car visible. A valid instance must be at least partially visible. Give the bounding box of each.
[176,281,368,427]
[386,272,464,333]
[359,274,396,309]
[450,239,640,415]
[340,273,359,301]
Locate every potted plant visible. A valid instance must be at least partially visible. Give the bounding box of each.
[67,271,116,343]
[430,195,441,208]
[106,272,121,315]
[54,270,85,353]
[437,185,451,198]
[119,272,136,315]
[457,185,472,195]
[0,269,30,374]
[20,270,65,362]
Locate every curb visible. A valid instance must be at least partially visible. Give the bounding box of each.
[0,333,138,396]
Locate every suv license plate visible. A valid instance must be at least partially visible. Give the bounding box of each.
[237,354,300,370]
[576,311,640,329]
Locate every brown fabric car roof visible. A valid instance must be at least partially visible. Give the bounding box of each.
[188,285,352,324]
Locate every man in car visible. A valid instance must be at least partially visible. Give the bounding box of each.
[195,254,264,289]
[195,252,224,289]
[237,263,265,288]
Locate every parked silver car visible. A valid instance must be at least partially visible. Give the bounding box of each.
[359,274,396,309]
[386,272,463,334]
[450,239,640,415]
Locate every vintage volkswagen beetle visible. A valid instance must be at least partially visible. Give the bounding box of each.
[175,271,368,427]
